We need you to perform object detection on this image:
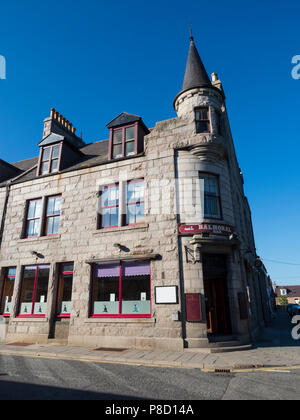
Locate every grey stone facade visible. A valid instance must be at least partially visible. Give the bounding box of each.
[0,37,271,350]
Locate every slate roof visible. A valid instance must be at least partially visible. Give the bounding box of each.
[275,286,300,298]
[0,139,110,187]
[174,36,224,106]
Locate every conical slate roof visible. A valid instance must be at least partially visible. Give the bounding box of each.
[174,36,222,108]
[181,37,212,92]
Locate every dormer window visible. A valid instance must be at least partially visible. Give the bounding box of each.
[107,113,150,161]
[39,144,61,175]
[112,125,136,159]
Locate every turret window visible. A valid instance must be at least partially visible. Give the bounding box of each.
[199,173,222,219]
[195,107,211,134]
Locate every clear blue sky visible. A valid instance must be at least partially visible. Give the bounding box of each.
[0,0,299,285]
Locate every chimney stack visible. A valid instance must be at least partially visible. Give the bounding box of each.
[43,108,77,139]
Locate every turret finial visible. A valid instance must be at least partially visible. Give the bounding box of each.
[189,23,194,42]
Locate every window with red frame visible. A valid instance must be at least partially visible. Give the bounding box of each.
[39,144,61,175]
[195,107,211,133]
[45,195,62,235]
[111,125,136,159]
[0,268,16,316]
[25,199,42,238]
[126,179,144,225]
[19,265,50,317]
[91,261,151,317]
[99,185,119,228]
[199,173,222,219]
[56,263,74,317]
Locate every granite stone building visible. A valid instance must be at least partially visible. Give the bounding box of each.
[0,36,271,350]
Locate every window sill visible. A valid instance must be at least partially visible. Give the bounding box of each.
[84,317,156,324]
[11,317,48,322]
[18,234,61,243]
[93,223,148,235]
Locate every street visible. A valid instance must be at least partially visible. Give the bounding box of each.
[0,355,299,400]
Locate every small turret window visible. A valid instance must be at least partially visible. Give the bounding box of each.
[195,107,211,134]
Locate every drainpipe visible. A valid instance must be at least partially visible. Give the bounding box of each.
[0,181,11,251]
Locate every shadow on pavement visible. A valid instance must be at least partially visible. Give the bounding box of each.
[0,378,145,400]
[253,311,300,348]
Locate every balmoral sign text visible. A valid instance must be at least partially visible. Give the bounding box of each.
[179,223,234,236]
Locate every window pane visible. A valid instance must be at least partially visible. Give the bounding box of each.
[108,187,119,206]
[8,268,16,276]
[126,204,136,225]
[125,141,135,156]
[57,271,73,315]
[33,266,50,315]
[135,202,145,223]
[110,208,119,227]
[42,148,51,162]
[41,162,49,174]
[205,196,221,218]
[52,145,60,159]
[20,267,36,315]
[93,266,120,315]
[51,159,59,173]
[27,219,40,237]
[125,126,135,141]
[101,208,111,228]
[121,262,150,315]
[113,144,122,159]
[113,129,123,145]
[62,263,74,273]
[196,121,210,133]
[28,200,42,219]
[46,217,54,235]
[53,216,60,234]
[0,270,15,315]
[47,196,61,216]
[28,201,36,219]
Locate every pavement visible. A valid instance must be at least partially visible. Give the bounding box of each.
[0,312,299,373]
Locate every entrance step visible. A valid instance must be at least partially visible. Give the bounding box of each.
[46,339,68,346]
[210,344,253,353]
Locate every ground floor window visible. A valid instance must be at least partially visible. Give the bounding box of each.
[91,261,151,317]
[0,268,16,316]
[19,265,50,317]
[56,263,74,317]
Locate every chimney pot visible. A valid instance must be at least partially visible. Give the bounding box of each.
[211,72,219,82]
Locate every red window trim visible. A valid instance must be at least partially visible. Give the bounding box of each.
[55,263,74,318]
[109,123,138,160]
[37,143,62,176]
[126,179,145,226]
[199,171,223,220]
[24,195,62,239]
[44,195,62,236]
[0,267,16,317]
[17,265,49,318]
[90,260,152,319]
[25,198,43,239]
[98,184,119,229]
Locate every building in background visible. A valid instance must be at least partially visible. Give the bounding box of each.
[0,35,272,350]
[275,285,300,306]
